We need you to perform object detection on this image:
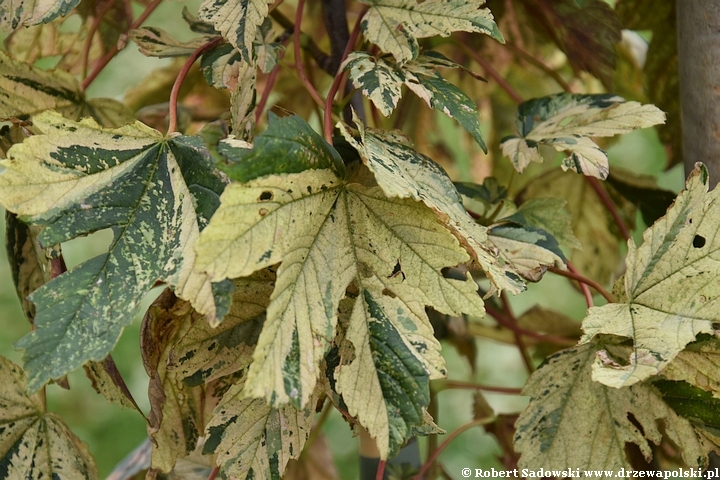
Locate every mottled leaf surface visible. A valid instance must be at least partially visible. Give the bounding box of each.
[0,356,98,479]
[488,223,564,282]
[343,53,487,150]
[581,165,720,387]
[198,0,273,62]
[170,270,274,386]
[130,27,212,57]
[507,198,581,251]
[514,343,708,473]
[335,283,445,458]
[196,115,483,409]
[360,0,503,65]
[341,118,524,295]
[501,93,665,179]
[0,0,78,29]
[0,112,227,391]
[662,336,720,398]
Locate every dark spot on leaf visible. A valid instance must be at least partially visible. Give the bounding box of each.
[307,185,312,194]
[259,208,268,216]
[259,250,272,262]
[381,288,396,298]
[693,235,706,248]
[259,191,273,201]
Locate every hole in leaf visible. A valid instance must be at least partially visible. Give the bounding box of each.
[259,191,273,201]
[693,235,706,248]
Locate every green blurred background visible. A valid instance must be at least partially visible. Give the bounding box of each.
[0,1,685,477]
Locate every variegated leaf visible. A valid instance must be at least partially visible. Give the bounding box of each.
[360,0,504,65]
[0,0,79,30]
[500,93,666,179]
[0,112,229,391]
[198,0,273,62]
[130,27,213,57]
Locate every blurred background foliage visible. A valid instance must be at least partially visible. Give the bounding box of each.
[0,0,684,478]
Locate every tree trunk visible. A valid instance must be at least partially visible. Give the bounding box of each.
[677,1,720,185]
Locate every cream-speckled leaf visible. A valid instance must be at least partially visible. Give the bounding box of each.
[130,27,213,57]
[343,53,487,149]
[0,356,98,479]
[0,112,228,392]
[510,198,581,251]
[196,116,483,407]
[203,376,318,480]
[581,164,720,387]
[0,51,134,126]
[515,343,709,473]
[170,270,275,385]
[0,0,78,29]
[198,0,273,62]
[341,117,524,295]
[662,336,720,398]
[360,0,504,65]
[335,278,445,459]
[84,357,142,413]
[501,93,666,179]
[488,224,565,282]
[342,52,405,116]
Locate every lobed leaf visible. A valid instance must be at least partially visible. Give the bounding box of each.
[515,342,709,473]
[0,355,98,479]
[0,0,79,30]
[360,0,503,65]
[0,112,228,391]
[501,93,665,179]
[581,164,720,387]
[341,117,524,295]
[198,0,273,62]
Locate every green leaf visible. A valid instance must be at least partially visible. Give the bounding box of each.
[580,164,720,387]
[170,270,274,386]
[0,0,79,30]
[514,342,709,473]
[335,282,445,458]
[341,117,524,295]
[360,0,504,65]
[653,379,720,431]
[198,0,273,62]
[518,0,621,88]
[343,52,487,150]
[0,112,228,392]
[501,93,666,179]
[0,355,98,479]
[506,198,582,251]
[130,27,213,58]
[195,116,484,408]
[203,377,318,480]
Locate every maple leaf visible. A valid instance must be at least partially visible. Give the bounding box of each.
[0,0,79,30]
[581,164,720,387]
[501,93,665,179]
[343,52,488,150]
[198,0,273,62]
[0,355,98,479]
[195,114,484,412]
[359,0,504,65]
[0,111,229,391]
[515,342,710,473]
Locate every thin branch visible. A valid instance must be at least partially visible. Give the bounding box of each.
[484,304,577,346]
[324,7,367,143]
[81,0,163,91]
[256,62,282,122]
[167,37,224,134]
[293,0,325,108]
[433,380,523,395]
[585,175,631,241]
[207,466,220,480]
[504,42,573,93]
[501,292,534,373]
[549,262,615,304]
[270,9,333,74]
[456,37,523,104]
[81,0,116,79]
[413,417,494,480]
